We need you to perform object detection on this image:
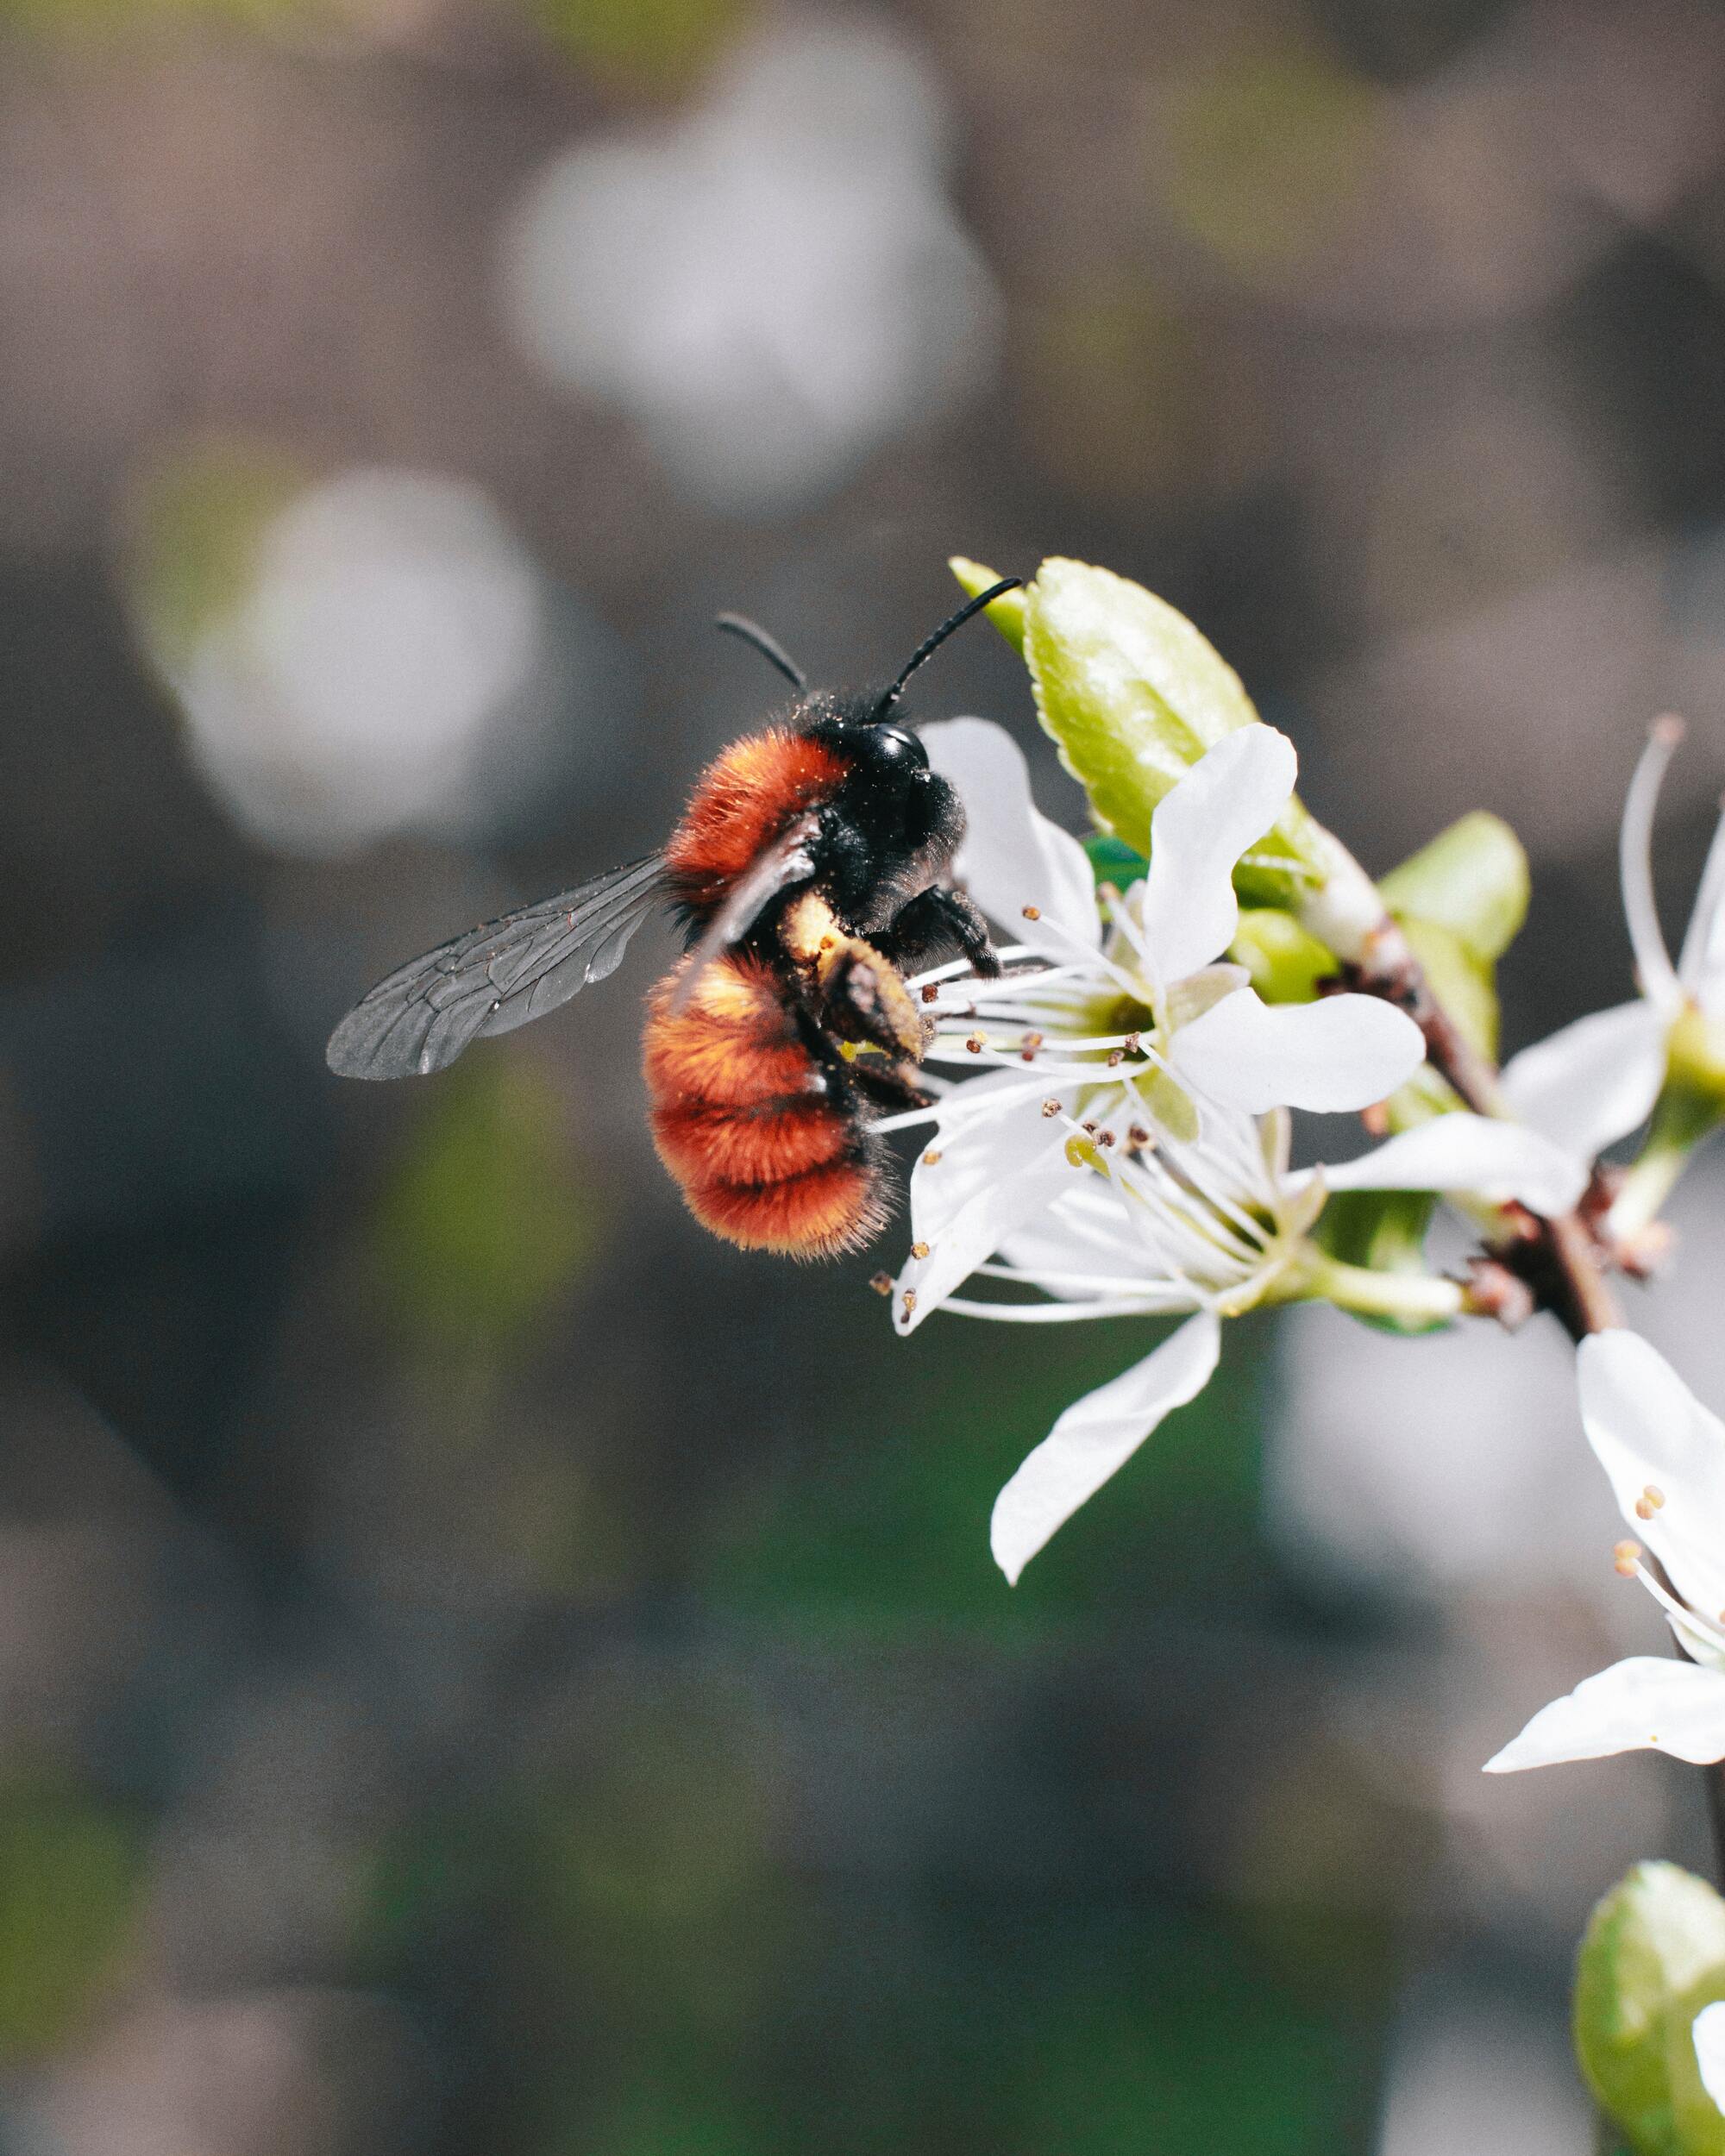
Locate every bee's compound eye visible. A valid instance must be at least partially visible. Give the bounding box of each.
[867,724,927,769]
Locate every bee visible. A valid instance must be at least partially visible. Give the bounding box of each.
[326,580,1019,1258]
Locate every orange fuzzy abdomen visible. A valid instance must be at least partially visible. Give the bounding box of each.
[641,955,887,1259]
[663,729,850,916]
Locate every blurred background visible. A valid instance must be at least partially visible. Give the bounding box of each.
[2,0,1725,2147]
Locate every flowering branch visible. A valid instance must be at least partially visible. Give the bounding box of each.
[907,552,1725,2153]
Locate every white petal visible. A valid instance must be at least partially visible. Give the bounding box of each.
[1500,1000,1667,1159]
[990,1310,1222,1583]
[897,1090,1078,1334]
[997,1183,1143,1300]
[1579,1331,1725,1626]
[1692,2002,1725,2117]
[920,718,1101,955]
[1483,1655,1725,1771]
[1170,987,1425,1114]
[1316,1112,1589,1216]
[1138,726,1297,987]
[1680,804,1725,1004]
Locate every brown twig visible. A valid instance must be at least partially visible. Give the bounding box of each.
[1346,920,1621,1344]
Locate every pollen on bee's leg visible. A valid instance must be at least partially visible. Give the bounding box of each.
[1613,1539,1643,1576]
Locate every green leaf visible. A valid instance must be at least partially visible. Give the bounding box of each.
[1231,909,1335,1005]
[1379,812,1528,965]
[1575,1861,1725,2156]
[949,556,1027,652]
[1021,557,1256,836]
[955,553,1396,963]
[1082,831,1150,890]
[1396,915,1499,1062]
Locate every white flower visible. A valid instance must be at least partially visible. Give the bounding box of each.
[1695,2002,1725,2117]
[1485,1332,1725,1772]
[931,1100,1581,1584]
[921,717,1426,1119]
[884,718,1585,1583]
[1502,718,1725,1160]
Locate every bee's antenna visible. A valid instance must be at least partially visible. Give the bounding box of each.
[873,578,1023,722]
[714,613,807,693]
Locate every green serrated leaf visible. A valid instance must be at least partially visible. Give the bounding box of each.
[1575,1862,1725,2156]
[1022,556,1254,825]
[1379,812,1528,964]
[949,556,1027,651]
[1396,915,1499,1062]
[1015,557,1346,919]
[1231,909,1335,1005]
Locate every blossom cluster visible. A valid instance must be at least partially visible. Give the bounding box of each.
[869,554,1725,2145]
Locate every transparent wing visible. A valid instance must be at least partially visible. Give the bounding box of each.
[668,813,820,1012]
[327,853,667,1081]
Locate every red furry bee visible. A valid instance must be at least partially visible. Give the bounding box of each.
[325,581,1018,1257]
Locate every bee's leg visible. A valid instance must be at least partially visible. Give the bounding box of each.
[848,1056,935,1112]
[776,892,929,1059]
[787,993,927,1113]
[813,936,928,1059]
[876,886,1000,978]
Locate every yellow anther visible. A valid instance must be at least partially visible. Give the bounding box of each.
[868,1270,893,1295]
[1021,904,1041,921]
[1644,1484,1665,1510]
[911,1241,930,1261]
[922,1149,943,1166]
[1613,1538,1643,1576]
[965,1035,985,1054]
[1041,1099,1062,1118]
[900,1289,917,1319]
